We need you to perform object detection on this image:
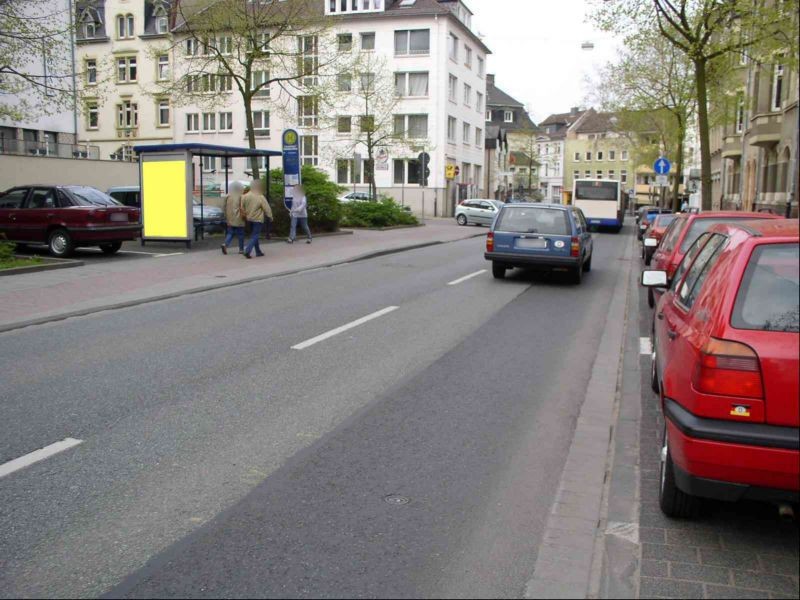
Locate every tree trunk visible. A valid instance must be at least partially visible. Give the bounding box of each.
[694,58,713,211]
[243,94,259,181]
[672,117,685,212]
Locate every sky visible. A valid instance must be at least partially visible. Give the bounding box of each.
[470,0,622,123]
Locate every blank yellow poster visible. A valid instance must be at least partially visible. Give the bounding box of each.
[142,160,188,239]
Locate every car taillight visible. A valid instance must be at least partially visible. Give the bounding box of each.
[486,232,494,252]
[693,338,763,399]
[570,237,580,257]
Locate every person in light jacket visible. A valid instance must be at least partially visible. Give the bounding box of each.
[242,180,271,258]
[220,181,245,255]
[287,184,312,244]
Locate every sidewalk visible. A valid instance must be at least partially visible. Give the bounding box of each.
[0,219,484,332]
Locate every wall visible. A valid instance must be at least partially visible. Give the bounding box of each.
[0,155,139,192]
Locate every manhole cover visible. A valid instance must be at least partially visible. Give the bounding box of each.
[215,275,227,278]
[384,494,410,505]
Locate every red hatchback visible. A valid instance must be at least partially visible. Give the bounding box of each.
[0,185,140,257]
[642,213,679,265]
[643,219,799,517]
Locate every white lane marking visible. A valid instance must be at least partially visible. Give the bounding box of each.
[292,306,399,350]
[640,337,653,355]
[153,252,186,258]
[117,250,163,256]
[447,269,487,286]
[0,438,83,479]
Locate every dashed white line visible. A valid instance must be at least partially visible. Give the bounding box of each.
[640,337,653,355]
[292,306,399,350]
[153,252,186,258]
[0,438,83,479]
[447,269,487,286]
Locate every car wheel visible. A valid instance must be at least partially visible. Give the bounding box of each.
[659,425,701,518]
[648,287,655,309]
[100,241,123,255]
[582,253,592,272]
[48,228,73,258]
[492,263,506,279]
[456,214,467,226]
[571,264,583,284]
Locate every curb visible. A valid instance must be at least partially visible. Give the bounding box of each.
[0,232,486,335]
[0,257,85,277]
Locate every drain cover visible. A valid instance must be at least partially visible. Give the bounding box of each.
[215,275,227,278]
[384,494,410,505]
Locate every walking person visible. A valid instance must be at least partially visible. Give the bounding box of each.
[242,180,270,259]
[220,181,245,255]
[287,184,312,244]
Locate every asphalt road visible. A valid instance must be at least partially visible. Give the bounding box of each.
[0,226,631,598]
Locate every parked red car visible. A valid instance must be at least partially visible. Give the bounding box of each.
[642,213,679,265]
[643,219,799,517]
[0,185,140,257]
[648,211,783,307]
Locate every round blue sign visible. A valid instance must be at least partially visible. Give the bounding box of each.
[653,157,671,175]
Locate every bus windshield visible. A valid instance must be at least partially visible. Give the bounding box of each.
[575,180,618,201]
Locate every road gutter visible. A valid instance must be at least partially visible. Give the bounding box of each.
[524,235,634,599]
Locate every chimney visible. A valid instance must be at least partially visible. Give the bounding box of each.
[570,106,579,115]
[487,73,495,87]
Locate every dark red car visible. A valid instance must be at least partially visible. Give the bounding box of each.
[0,185,140,257]
[642,213,678,265]
[643,219,799,517]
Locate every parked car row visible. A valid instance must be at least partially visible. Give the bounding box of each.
[640,210,798,518]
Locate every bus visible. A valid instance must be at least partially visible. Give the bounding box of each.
[572,179,625,232]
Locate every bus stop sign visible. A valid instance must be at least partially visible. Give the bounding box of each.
[282,129,301,210]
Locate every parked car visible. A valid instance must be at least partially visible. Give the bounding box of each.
[108,185,224,231]
[642,219,799,517]
[648,211,783,308]
[107,185,140,208]
[636,205,655,224]
[339,192,374,203]
[638,207,672,240]
[641,213,678,265]
[0,185,140,257]
[455,199,503,226]
[485,203,593,284]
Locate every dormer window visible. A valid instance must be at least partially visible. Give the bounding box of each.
[153,2,169,34]
[78,7,103,40]
[327,0,383,14]
[504,110,513,123]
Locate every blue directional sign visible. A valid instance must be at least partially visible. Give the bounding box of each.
[282,129,301,210]
[654,157,671,175]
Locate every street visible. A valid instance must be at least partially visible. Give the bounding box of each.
[1,228,628,598]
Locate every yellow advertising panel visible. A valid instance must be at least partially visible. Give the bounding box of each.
[142,160,188,239]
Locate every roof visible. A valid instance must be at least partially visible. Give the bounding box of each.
[539,109,585,127]
[487,83,524,109]
[500,202,569,210]
[574,109,619,134]
[133,143,281,157]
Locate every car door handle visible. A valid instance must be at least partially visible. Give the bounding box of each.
[667,329,677,340]
[657,312,664,320]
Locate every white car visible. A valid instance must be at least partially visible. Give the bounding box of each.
[339,192,374,203]
[455,199,504,226]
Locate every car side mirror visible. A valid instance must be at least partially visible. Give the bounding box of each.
[644,237,658,247]
[641,270,668,288]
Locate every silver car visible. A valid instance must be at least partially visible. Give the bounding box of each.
[455,199,503,226]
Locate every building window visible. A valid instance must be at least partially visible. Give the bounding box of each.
[361,32,375,50]
[157,100,170,126]
[476,92,483,112]
[185,38,197,56]
[337,33,353,52]
[608,169,615,180]
[219,112,233,131]
[359,71,375,92]
[394,29,430,55]
[252,110,270,136]
[157,55,169,80]
[217,74,232,92]
[463,83,471,107]
[252,70,270,96]
[585,151,592,161]
[734,93,745,133]
[485,110,491,122]
[202,112,216,131]
[217,36,232,55]
[771,62,784,111]
[359,115,375,132]
[393,114,428,138]
[596,170,603,179]
[117,57,137,82]
[464,45,472,68]
[337,159,364,184]
[186,113,199,132]
[504,110,513,123]
[117,14,134,39]
[337,116,352,133]
[621,149,628,160]
[608,149,615,160]
[298,35,319,84]
[156,15,168,34]
[475,127,482,146]
[447,116,457,142]
[301,135,319,165]
[462,122,470,145]
[574,151,580,161]
[116,101,138,128]
[395,71,428,97]
[85,59,97,85]
[573,171,580,181]
[337,73,352,92]
[87,103,99,129]
[597,150,603,160]
[449,33,459,61]
[202,156,216,172]
[585,170,591,178]
[620,169,628,184]
[393,159,421,185]
[298,96,318,127]
[448,74,457,102]
[477,57,485,77]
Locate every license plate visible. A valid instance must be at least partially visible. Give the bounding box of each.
[516,238,547,249]
[110,212,128,222]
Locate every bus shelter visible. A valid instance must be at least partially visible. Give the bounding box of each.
[133,143,281,247]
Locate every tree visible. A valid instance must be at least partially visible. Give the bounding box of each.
[508,128,541,198]
[154,0,342,179]
[591,0,798,210]
[0,0,77,121]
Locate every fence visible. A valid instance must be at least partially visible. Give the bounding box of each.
[0,138,100,160]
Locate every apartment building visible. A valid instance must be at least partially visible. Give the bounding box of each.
[535,107,586,203]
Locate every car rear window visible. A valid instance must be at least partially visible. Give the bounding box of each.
[680,217,763,253]
[654,214,677,227]
[732,243,799,333]
[495,207,571,235]
[66,186,122,207]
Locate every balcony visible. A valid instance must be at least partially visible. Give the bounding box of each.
[117,127,139,139]
[0,139,100,160]
[722,134,742,158]
[748,113,782,148]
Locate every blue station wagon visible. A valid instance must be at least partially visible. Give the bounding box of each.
[485,203,594,284]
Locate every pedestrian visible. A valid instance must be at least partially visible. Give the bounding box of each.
[241,179,270,259]
[681,199,689,212]
[220,181,245,255]
[287,184,312,244]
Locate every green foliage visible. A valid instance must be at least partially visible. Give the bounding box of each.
[0,239,15,262]
[341,197,419,228]
[264,165,344,236]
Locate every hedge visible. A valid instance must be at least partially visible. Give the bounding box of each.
[262,166,345,237]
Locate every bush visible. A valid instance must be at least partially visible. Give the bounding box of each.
[341,196,419,228]
[0,239,15,262]
[264,165,344,237]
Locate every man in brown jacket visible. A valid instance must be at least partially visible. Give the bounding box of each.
[241,180,272,259]
[220,181,245,255]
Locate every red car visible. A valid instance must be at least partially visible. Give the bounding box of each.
[643,219,799,517]
[648,211,783,307]
[0,185,140,257]
[642,213,679,265]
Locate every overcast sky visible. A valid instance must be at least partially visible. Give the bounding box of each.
[470,0,621,123]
